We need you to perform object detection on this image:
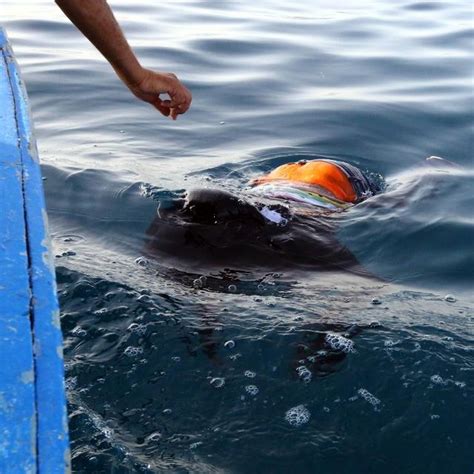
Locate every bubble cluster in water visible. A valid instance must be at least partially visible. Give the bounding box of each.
[193,276,207,289]
[124,346,144,357]
[325,333,354,353]
[285,405,310,427]
[244,370,256,378]
[430,374,445,385]
[296,365,312,383]
[71,326,87,337]
[65,376,77,391]
[127,323,146,335]
[245,385,259,396]
[357,388,381,408]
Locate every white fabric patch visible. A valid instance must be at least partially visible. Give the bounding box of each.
[259,206,284,224]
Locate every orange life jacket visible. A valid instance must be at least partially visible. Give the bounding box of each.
[252,160,357,203]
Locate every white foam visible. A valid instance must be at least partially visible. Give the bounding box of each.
[430,374,445,385]
[357,388,381,408]
[245,385,259,396]
[296,365,312,383]
[285,405,310,427]
[325,333,354,353]
[124,346,144,357]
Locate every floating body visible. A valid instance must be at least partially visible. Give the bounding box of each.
[145,159,380,274]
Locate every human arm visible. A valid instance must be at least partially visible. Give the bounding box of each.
[55,0,191,119]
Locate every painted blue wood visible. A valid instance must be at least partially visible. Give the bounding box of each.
[0,31,37,474]
[0,27,70,473]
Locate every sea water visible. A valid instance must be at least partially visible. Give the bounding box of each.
[3,1,473,472]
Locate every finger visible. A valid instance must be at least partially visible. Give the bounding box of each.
[167,94,190,114]
[160,99,174,108]
[170,108,179,120]
[161,96,184,109]
[153,98,170,117]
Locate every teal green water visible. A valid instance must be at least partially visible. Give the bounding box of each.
[3,1,473,472]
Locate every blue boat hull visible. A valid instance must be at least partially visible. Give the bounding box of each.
[0,27,70,473]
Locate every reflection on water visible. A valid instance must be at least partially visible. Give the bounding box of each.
[3,0,473,472]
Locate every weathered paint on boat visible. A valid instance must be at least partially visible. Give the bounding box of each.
[0,27,70,473]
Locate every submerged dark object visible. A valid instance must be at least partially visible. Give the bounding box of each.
[145,187,367,274]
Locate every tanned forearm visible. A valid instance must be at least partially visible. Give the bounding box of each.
[55,0,192,119]
[56,0,143,85]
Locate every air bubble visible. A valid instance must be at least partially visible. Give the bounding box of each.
[245,385,259,396]
[296,365,312,383]
[285,405,310,427]
[135,256,149,267]
[371,297,382,305]
[147,432,162,442]
[244,370,256,378]
[325,333,354,353]
[228,284,237,293]
[224,340,235,349]
[444,294,456,303]
[72,326,87,337]
[430,375,444,385]
[127,323,146,335]
[210,377,225,388]
[357,388,381,408]
[65,376,77,391]
[124,346,144,357]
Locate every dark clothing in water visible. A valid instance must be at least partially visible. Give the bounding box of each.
[145,188,365,273]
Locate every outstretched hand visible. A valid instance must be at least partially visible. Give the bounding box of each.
[127,68,192,120]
